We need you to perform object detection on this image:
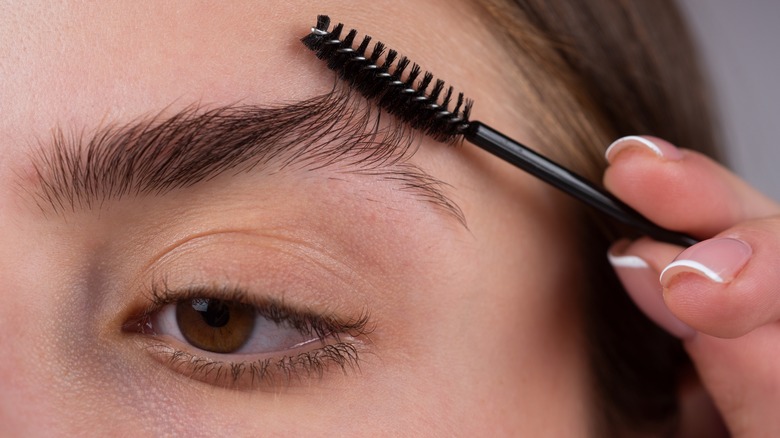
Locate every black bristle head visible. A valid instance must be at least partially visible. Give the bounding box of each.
[341,29,357,48]
[309,22,342,60]
[326,28,356,71]
[451,93,464,116]
[356,35,371,57]
[429,79,445,103]
[404,64,422,89]
[329,23,343,39]
[368,41,384,63]
[301,33,322,50]
[416,72,434,95]
[315,15,330,30]
[440,86,453,109]
[391,57,410,81]
[301,15,473,142]
[462,99,473,122]
[382,49,397,69]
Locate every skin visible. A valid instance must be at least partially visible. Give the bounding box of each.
[0,1,590,435]
[606,138,780,437]
[4,1,777,436]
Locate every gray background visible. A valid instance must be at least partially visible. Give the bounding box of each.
[679,0,780,199]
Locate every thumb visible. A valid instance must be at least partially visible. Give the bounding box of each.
[685,327,780,437]
[610,232,780,436]
[661,224,780,436]
[661,223,780,338]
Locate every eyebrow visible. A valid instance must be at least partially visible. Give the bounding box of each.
[23,87,464,223]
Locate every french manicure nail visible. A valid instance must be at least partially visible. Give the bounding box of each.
[605,136,684,164]
[660,238,752,287]
[608,251,696,339]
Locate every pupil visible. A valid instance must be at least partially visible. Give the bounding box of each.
[176,297,256,354]
[195,299,230,327]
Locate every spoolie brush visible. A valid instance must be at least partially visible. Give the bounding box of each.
[301,15,697,247]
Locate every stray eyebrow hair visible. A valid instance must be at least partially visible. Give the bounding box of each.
[24,86,464,223]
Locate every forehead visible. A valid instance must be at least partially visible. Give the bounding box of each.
[0,1,530,205]
[0,1,496,130]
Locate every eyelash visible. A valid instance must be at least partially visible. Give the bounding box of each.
[123,283,372,389]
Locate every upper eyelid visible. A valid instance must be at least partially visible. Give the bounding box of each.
[142,283,374,340]
[22,85,464,223]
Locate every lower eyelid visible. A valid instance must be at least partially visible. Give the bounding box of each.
[146,331,327,362]
[145,325,365,362]
[140,336,364,389]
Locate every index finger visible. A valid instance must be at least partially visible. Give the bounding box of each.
[604,136,779,237]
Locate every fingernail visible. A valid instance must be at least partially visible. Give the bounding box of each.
[660,238,752,287]
[608,250,696,339]
[605,136,684,164]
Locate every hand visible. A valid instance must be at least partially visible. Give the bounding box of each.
[604,136,780,437]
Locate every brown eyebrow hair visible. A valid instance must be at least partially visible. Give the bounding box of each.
[23,86,464,223]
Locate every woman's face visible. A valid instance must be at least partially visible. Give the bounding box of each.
[0,1,591,434]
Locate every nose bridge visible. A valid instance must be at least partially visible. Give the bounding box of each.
[0,279,56,433]
[0,188,61,433]
[0,269,94,435]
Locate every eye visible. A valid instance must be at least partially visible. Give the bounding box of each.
[152,298,320,355]
[124,286,372,388]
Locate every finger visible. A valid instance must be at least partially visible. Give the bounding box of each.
[685,328,780,437]
[610,234,780,434]
[660,219,780,338]
[608,238,694,338]
[604,136,779,237]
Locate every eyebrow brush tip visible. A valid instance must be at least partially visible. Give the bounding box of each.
[300,15,698,246]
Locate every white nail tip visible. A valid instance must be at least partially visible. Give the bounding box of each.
[660,260,724,283]
[607,253,649,269]
[605,136,663,161]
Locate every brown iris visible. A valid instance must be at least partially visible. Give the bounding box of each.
[176,298,256,353]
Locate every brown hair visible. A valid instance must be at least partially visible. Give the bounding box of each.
[474,0,721,435]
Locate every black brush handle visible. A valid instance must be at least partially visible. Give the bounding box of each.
[465,122,698,247]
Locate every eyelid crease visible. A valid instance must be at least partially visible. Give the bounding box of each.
[24,83,465,224]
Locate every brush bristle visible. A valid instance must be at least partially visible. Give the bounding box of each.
[301,15,472,142]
